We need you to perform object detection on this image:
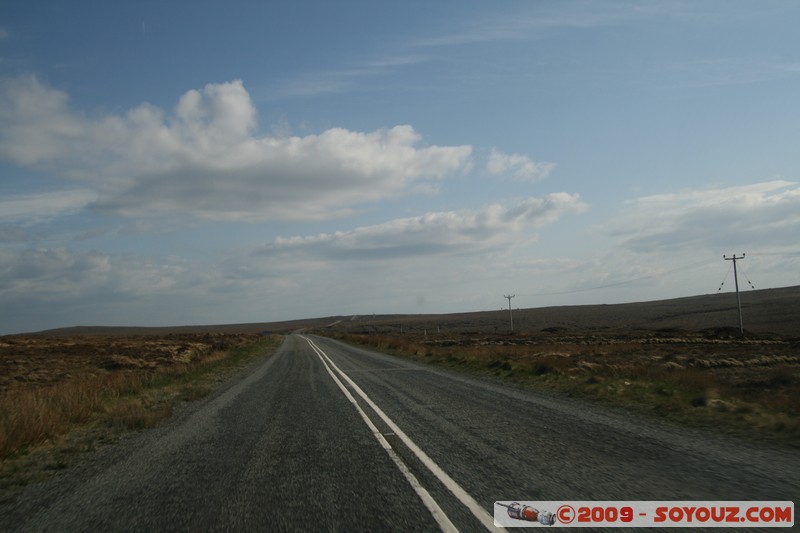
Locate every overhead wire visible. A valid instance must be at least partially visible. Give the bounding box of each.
[717,261,733,291]
[737,262,756,289]
[515,252,777,301]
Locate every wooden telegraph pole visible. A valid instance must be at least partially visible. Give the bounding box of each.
[504,294,515,332]
[723,253,746,335]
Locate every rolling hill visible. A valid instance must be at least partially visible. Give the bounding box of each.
[30,285,800,338]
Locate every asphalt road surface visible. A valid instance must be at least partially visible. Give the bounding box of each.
[5,334,798,531]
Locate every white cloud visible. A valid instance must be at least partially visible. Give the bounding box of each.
[611,180,800,252]
[487,148,555,182]
[0,76,473,221]
[260,194,587,261]
[0,189,97,225]
[0,28,8,40]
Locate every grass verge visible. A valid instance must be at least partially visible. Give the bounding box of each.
[0,335,282,503]
[325,332,800,449]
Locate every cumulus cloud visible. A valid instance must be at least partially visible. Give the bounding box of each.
[260,194,586,261]
[0,76,473,221]
[487,148,554,181]
[611,180,800,252]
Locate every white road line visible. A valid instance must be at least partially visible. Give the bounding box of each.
[305,337,458,533]
[303,336,501,532]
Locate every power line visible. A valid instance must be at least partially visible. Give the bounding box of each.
[717,261,733,291]
[738,263,756,290]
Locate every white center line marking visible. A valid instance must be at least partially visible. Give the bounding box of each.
[303,335,501,532]
[305,336,458,533]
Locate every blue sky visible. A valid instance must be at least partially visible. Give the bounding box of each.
[1,1,799,334]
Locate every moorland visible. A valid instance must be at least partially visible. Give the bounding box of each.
[2,286,798,501]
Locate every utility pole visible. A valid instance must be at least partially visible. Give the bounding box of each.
[723,253,746,335]
[504,294,515,332]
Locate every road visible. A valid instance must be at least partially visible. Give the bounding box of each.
[4,334,798,531]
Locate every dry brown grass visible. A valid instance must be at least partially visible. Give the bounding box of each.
[0,333,264,461]
[0,333,282,504]
[0,373,147,458]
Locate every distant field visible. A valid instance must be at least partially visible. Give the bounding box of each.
[324,285,800,338]
[32,285,800,338]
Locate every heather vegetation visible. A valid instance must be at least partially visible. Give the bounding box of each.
[0,334,279,501]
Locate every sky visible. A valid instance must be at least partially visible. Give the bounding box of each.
[1,1,799,334]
